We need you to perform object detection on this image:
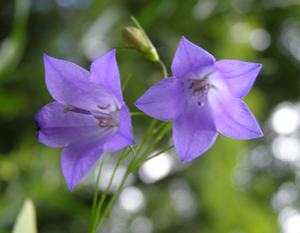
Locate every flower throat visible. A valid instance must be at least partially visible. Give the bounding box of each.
[189,79,210,107]
[63,101,117,128]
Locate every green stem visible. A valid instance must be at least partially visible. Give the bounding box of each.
[90,118,171,232]
[158,59,168,79]
[95,151,137,229]
[122,74,131,91]
[90,153,106,230]
[131,121,173,171]
[130,145,174,171]
[130,112,147,117]
[134,118,157,159]
[91,148,127,233]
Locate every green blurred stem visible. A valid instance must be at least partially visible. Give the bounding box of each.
[0,0,31,78]
[91,118,172,232]
[121,74,131,91]
[132,121,173,171]
[95,150,137,230]
[158,59,168,78]
[133,118,157,159]
[91,148,128,233]
[130,112,147,117]
[90,153,106,228]
[130,145,174,171]
[95,131,173,228]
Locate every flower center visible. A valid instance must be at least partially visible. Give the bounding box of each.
[189,79,210,107]
[63,102,119,128]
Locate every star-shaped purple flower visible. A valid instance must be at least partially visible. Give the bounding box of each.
[35,50,135,191]
[135,37,263,163]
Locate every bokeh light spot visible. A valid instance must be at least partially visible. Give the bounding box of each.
[250,29,271,51]
[119,186,144,213]
[271,103,298,134]
[139,152,173,184]
[131,216,153,233]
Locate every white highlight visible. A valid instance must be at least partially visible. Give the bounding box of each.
[250,29,271,51]
[271,104,298,134]
[272,182,298,211]
[119,186,144,213]
[272,136,300,163]
[139,152,173,184]
[279,207,300,233]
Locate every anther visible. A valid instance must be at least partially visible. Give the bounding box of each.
[63,101,72,113]
[190,79,205,89]
[94,116,113,128]
[97,104,111,110]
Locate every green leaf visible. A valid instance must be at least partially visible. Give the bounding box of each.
[12,198,38,233]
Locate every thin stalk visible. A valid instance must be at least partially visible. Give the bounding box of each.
[144,118,158,141]
[132,121,173,170]
[91,148,127,233]
[96,171,130,228]
[130,112,147,117]
[90,153,106,229]
[134,121,168,163]
[130,145,174,171]
[120,145,138,163]
[129,145,136,156]
[158,59,168,79]
[135,118,157,158]
[95,151,138,230]
[122,74,131,91]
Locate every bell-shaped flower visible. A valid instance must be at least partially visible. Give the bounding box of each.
[35,50,135,191]
[135,37,263,163]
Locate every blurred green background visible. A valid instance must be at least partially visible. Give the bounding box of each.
[1,0,300,232]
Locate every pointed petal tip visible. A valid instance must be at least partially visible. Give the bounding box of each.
[253,62,263,71]
[104,49,116,57]
[180,154,200,163]
[43,53,53,62]
[253,128,264,138]
[180,36,187,41]
[106,49,116,57]
[178,146,210,163]
[68,183,74,192]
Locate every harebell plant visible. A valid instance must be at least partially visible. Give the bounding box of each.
[35,17,263,232]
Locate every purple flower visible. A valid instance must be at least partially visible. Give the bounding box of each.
[135,37,263,163]
[35,50,135,191]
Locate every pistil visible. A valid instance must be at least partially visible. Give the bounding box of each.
[63,101,117,128]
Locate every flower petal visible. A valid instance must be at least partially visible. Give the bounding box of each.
[61,139,105,191]
[44,54,114,112]
[134,77,185,121]
[171,37,215,79]
[213,60,262,98]
[105,104,136,151]
[173,99,218,163]
[90,49,123,105]
[34,102,103,148]
[209,87,263,139]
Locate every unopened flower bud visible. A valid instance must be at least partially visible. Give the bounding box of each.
[122,26,159,62]
[122,27,150,53]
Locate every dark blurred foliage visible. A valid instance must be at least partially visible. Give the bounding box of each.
[1,0,300,232]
